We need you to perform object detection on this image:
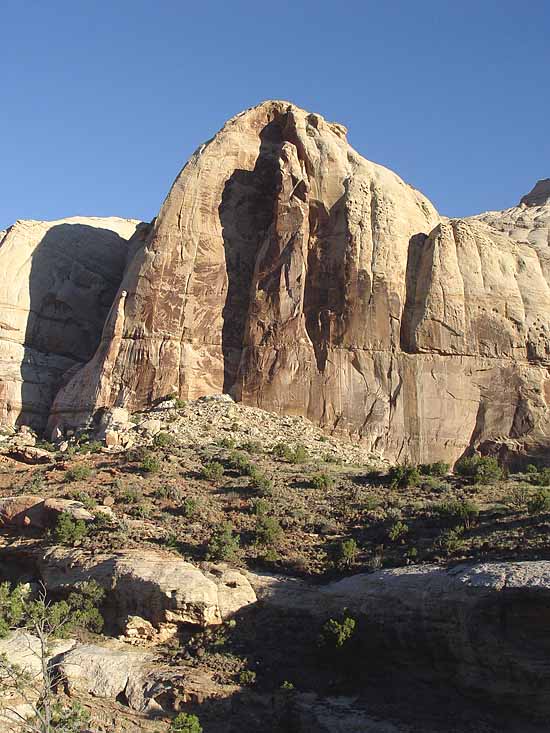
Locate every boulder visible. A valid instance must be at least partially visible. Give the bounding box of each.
[54,640,153,709]
[47,101,550,464]
[38,548,257,628]
[7,446,54,464]
[0,495,48,528]
[0,495,93,529]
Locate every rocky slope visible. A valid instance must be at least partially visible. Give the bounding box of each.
[0,217,143,429]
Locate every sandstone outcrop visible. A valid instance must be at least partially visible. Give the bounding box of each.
[38,548,256,628]
[43,102,550,464]
[0,216,142,429]
[247,560,550,717]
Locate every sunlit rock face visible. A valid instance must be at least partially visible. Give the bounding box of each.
[0,216,141,428]
[20,101,550,464]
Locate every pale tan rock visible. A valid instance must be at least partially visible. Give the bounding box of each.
[46,101,550,464]
[7,445,54,464]
[0,216,141,429]
[38,547,257,627]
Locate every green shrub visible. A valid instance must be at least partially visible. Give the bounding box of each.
[181,497,200,518]
[64,464,92,482]
[526,464,539,475]
[69,490,97,510]
[241,440,262,454]
[238,669,257,686]
[419,461,450,477]
[251,498,271,517]
[255,515,283,547]
[319,613,356,650]
[0,582,27,638]
[454,455,502,484]
[170,712,203,733]
[140,453,161,473]
[531,468,550,487]
[388,464,420,489]
[336,538,358,569]
[77,439,103,455]
[272,443,308,464]
[153,431,176,449]
[249,471,274,496]
[207,522,240,561]
[310,472,334,490]
[200,460,224,482]
[437,526,465,554]
[528,489,550,514]
[122,486,143,504]
[128,501,152,518]
[53,512,89,546]
[505,484,531,512]
[227,451,254,476]
[0,579,105,640]
[387,520,408,542]
[432,498,479,528]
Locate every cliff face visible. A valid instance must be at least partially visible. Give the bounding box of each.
[6,101,550,463]
[0,217,141,428]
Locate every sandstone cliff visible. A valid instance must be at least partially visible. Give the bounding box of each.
[3,102,550,465]
[0,217,141,427]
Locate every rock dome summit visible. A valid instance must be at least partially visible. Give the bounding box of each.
[1,101,549,465]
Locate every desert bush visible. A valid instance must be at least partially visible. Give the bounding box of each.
[207,522,240,561]
[241,440,262,454]
[419,461,450,477]
[227,451,254,476]
[255,514,283,547]
[128,501,152,519]
[272,442,308,464]
[310,472,334,490]
[505,484,531,512]
[53,512,88,546]
[454,455,502,484]
[140,452,161,473]
[200,460,224,482]
[153,431,176,449]
[432,498,479,528]
[69,490,97,510]
[437,526,465,554]
[238,669,257,686]
[64,464,91,482]
[122,486,143,504]
[528,489,550,514]
[170,712,203,733]
[336,538,358,569]
[531,467,550,487]
[388,464,420,489]
[249,470,274,496]
[181,497,200,518]
[319,613,356,650]
[387,520,408,542]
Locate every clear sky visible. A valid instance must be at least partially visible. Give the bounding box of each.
[1,0,549,231]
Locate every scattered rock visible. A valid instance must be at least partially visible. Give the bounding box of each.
[7,445,52,464]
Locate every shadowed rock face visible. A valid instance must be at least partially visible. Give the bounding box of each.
[36,101,550,463]
[0,217,142,428]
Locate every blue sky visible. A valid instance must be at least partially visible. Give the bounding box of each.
[1,0,548,230]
